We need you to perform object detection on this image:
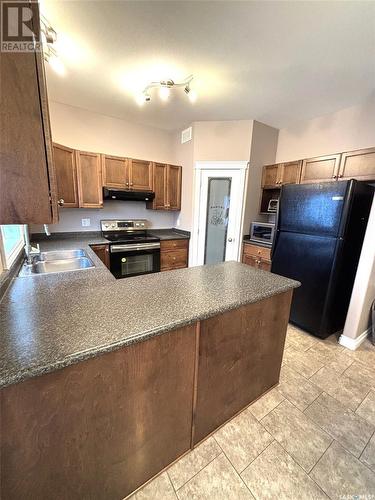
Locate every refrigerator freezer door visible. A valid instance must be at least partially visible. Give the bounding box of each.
[271,231,338,337]
[278,182,349,237]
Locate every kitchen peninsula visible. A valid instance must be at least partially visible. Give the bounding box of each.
[0,244,299,499]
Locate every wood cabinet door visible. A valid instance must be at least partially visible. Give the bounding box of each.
[261,164,280,188]
[151,163,168,209]
[53,143,79,208]
[280,160,302,185]
[338,147,375,181]
[0,4,57,224]
[129,159,153,191]
[167,165,182,210]
[102,155,127,188]
[76,151,103,208]
[242,254,259,268]
[91,244,110,268]
[259,259,271,272]
[300,154,341,183]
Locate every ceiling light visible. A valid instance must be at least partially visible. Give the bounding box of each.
[159,86,170,101]
[134,75,196,105]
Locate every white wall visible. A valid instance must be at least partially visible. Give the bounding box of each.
[32,101,178,233]
[342,195,375,340]
[276,96,375,162]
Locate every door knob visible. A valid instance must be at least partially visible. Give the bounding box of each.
[228,237,233,242]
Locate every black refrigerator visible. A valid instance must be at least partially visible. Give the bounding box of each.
[271,180,373,339]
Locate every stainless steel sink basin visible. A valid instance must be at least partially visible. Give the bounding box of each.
[19,249,95,276]
[37,249,86,261]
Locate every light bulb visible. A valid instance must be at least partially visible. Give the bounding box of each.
[48,55,65,76]
[159,86,170,101]
[188,89,197,103]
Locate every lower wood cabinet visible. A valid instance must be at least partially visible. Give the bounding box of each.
[91,244,110,268]
[160,239,189,271]
[242,242,271,272]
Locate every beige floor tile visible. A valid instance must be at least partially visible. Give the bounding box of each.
[310,365,370,411]
[278,365,322,411]
[361,432,375,472]
[261,399,332,472]
[214,408,273,473]
[241,441,328,500]
[176,453,253,500]
[346,339,375,366]
[305,392,374,457]
[310,441,375,500]
[356,389,375,426]
[129,472,177,500]
[344,361,375,389]
[249,388,284,421]
[307,346,353,374]
[286,327,317,352]
[167,437,221,490]
[282,347,325,378]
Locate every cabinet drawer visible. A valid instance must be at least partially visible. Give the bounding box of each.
[243,243,271,260]
[161,249,188,270]
[160,239,189,251]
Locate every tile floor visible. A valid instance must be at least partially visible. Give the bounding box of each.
[129,325,375,500]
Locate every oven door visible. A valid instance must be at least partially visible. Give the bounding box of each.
[110,243,161,279]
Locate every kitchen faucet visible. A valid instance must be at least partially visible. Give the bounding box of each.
[23,225,40,265]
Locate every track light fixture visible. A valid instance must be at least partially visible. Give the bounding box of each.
[135,75,197,105]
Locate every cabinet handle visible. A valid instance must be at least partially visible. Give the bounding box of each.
[339,173,343,178]
[126,182,129,186]
[58,198,65,206]
[130,182,134,186]
[332,175,337,179]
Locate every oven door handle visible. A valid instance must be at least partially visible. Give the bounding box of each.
[110,243,161,253]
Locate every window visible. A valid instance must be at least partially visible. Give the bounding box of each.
[0,225,25,269]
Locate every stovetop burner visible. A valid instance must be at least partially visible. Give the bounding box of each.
[100,219,160,245]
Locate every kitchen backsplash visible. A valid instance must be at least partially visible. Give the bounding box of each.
[30,201,178,233]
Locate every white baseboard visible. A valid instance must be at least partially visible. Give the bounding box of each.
[339,328,371,351]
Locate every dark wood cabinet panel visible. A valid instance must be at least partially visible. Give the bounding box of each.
[300,154,341,183]
[0,2,57,224]
[53,143,79,208]
[1,324,197,500]
[91,244,110,268]
[102,154,127,188]
[76,151,103,208]
[129,159,153,191]
[338,147,375,181]
[167,165,182,210]
[193,291,292,445]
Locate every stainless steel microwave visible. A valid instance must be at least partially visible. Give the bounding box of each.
[249,222,275,246]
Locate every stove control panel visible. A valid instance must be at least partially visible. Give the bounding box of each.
[101,219,149,231]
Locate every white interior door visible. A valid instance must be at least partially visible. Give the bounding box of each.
[196,169,245,265]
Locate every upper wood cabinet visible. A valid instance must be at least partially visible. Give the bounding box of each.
[262,164,279,188]
[102,154,127,188]
[1,2,57,224]
[150,163,168,209]
[76,151,103,208]
[147,163,181,211]
[102,155,153,191]
[53,144,79,208]
[167,165,182,210]
[129,159,153,191]
[300,154,341,184]
[338,147,375,181]
[262,161,301,188]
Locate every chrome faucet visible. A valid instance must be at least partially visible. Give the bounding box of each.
[23,225,41,265]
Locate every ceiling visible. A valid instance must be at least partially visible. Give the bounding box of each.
[42,0,375,132]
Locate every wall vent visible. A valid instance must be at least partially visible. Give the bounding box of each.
[181,126,192,144]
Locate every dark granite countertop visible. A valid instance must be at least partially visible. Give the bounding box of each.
[149,228,190,240]
[0,234,298,389]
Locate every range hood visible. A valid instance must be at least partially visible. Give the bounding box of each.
[103,187,155,202]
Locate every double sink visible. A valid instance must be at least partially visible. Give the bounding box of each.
[19,249,95,277]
